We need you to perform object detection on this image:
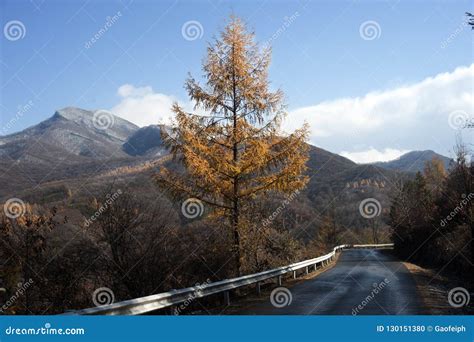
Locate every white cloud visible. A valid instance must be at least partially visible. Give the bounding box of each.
[111,84,181,127]
[285,64,474,157]
[340,148,411,164]
[117,84,154,98]
[112,65,473,161]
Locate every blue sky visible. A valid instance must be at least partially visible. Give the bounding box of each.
[0,0,472,162]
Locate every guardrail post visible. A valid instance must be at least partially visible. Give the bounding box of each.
[224,291,230,306]
[277,275,282,286]
[256,282,261,296]
[305,266,309,275]
[293,271,297,279]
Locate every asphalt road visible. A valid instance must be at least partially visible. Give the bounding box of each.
[237,249,423,315]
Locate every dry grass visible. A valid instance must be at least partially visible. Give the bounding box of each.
[403,261,472,315]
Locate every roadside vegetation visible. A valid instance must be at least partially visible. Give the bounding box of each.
[390,141,473,286]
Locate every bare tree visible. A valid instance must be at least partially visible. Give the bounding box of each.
[89,187,178,299]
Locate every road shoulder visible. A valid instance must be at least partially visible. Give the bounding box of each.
[402,261,472,315]
[209,251,342,315]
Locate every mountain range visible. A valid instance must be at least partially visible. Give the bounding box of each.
[0,107,452,202]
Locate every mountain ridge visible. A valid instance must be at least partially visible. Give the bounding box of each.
[372,150,453,173]
[1,107,453,164]
[0,107,449,201]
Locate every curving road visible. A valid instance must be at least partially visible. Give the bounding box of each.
[237,249,423,315]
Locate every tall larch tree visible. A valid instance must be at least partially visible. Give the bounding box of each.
[155,17,309,275]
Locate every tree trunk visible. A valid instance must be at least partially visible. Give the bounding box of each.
[372,220,378,244]
[232,194,240,276]
[231,43,241,276]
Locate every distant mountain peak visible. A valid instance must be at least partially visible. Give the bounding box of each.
[0,107,140,163]
[373,150,452,173]
[396,150,434,158]
[53,107,138,132]
[123,124,166,157]
[54,107,94,121]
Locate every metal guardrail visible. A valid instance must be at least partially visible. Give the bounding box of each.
[66,243,393,315]
[352,243,394,249]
